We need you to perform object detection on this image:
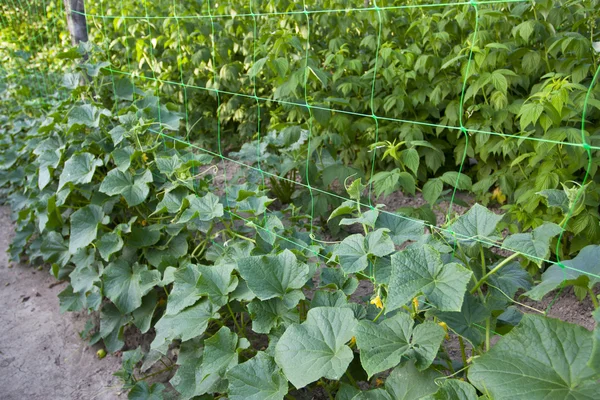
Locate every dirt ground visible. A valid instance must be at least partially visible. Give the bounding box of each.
[0,206,123,400]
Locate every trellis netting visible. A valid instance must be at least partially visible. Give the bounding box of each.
[1,0,600,399]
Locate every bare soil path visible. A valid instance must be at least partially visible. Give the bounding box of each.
[0,206,122,400]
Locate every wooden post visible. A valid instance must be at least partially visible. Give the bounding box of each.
[63,0,88,45]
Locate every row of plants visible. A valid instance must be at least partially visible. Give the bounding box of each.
[1,41,600,398]
[78,0,600,258]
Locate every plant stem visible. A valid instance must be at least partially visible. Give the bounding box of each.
[479,246,486,278]
[373,307,385,322]
[458,336,468,367]
[485,318,491,352]
[344,371,359,389]
[136,365,174,381]
[589,287,599,309]
[440,345,455,373]
[228,229,256,243]
[227,303,243,335]
[191,240,206,257]
[470,252,520,294]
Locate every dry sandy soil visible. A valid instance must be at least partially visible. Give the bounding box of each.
[0,206,123,400]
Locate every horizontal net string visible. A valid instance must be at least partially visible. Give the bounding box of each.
[73,0,528,20]
[103,67,600,151]
[149,128,600,281]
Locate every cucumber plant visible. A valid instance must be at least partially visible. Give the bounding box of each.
[1,2,600,399]
[1,54,600,396]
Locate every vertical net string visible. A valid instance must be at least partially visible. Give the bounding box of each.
[446,0,479,257]
[366,1,383,211]
[142,0,162,136]
[302,0,316,245]
[207,0,232,219]
[249,0,267,228]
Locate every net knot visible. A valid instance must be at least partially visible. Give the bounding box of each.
[460,126,468,135]
[469,0,478,6]
[557,262,566,269]
[582,143,591,151]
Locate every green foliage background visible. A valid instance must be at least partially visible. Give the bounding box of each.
[1,0,600,399]
[80,0,600,254]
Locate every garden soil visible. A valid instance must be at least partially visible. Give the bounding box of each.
[0,206,123,400]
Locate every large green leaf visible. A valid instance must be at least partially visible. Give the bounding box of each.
[197,263,238,307]
[445,203,503,248]
[525,245,600,301]
[102,260,161,314]
[166,264,202,315]
[383,361,441,399]
[430,295,489,346]
[238,249,310,308]
[58,285,85,313]
[337,361,443,400]
[387,245,472,312]
[156,155,182,178]
[68,104,110,128]
[355,312,445,377]
[96,232,123,261]
[69,204,104,254]
[274,307,357,388]
[41,231,71,267]
[69,248,99,293]
[155,187,189,214]
[538,189,569,214]
[503,222,562,265]
[99,303,132,353]
[128,382,164,400]
[132,291,158,334]
[195,327,239,395]
[375,212,425,245]
[178,193,224,223]
[227,352,288,400]
[151,299,218,352]
[99,168,153,207]
[58,152,102,190]
[247,298,299,334]
[469,314,599,399]
[333,229,395,274]
[112,146,134,172]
